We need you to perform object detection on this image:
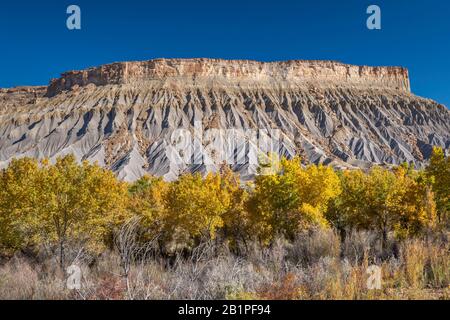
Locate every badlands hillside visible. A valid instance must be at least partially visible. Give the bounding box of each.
[0,58,449,181]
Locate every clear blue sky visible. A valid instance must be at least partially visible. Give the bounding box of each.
[0,0,449,107]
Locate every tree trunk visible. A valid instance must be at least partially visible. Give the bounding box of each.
[382,228,388,253]
[339,227,347,259]
[59,239,65,271]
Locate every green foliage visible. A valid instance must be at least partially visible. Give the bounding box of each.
[128,175,169,238]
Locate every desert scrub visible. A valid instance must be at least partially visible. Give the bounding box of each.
[225,285,260,300]
[0,230,448,300]
[425,242,449,288]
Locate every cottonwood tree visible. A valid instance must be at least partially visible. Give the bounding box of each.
[338,167,407,248]
[247,157,341,244]
[38,155,129,269]
[333,166,438,248]
[0,158,41,254]
[163,173,230,249]
[128,175,169,243]
[0,155,128,268]
[426,147,449,223]
[219,166,251,252]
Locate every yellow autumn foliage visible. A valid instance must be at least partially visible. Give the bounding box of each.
[0,150,446,259]
[163,172,230,247]
[331,165,438,245]
[247,157,341,244]
[0,155,129,266]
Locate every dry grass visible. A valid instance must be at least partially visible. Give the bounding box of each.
[0,230,448,300]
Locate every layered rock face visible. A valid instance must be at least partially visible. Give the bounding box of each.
[46,59,411,96]
[1,58,448,181]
